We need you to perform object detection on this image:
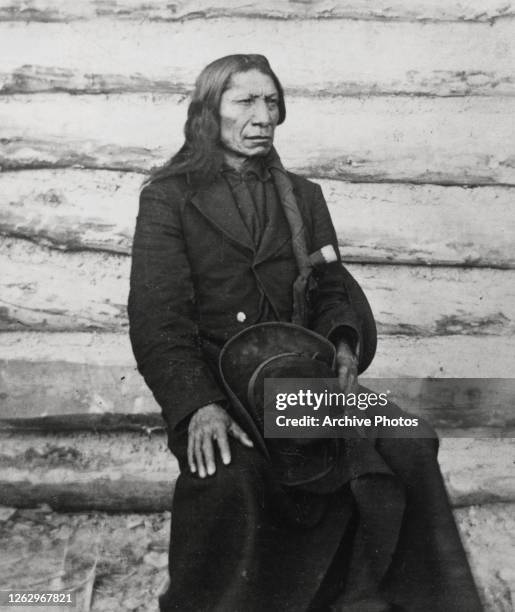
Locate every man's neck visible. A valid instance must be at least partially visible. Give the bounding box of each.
[223,151,268,174]
[223,150,250,172]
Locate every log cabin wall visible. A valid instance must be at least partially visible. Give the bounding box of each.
[0,1,514,608]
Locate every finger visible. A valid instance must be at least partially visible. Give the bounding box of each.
[194,435,207,478]
[340,365,358,394]
[343,372,353,393]
[187,430,196,473]
[348,364,358,390]
[215,428,232,465]
[229,422,254,447]
[202,435,216,476]
[338,366,350,391]
[349,372,358,393]
[339,369,348,387]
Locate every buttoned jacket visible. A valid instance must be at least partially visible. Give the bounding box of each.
[128,171,373,434]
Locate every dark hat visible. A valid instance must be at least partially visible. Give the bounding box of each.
[338,265,377,375]
[219,322,341,487]
[220,322,336,418]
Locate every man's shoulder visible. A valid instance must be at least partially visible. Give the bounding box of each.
[286,171,320,196]
[288,171,320,192]
[140,174,191,206]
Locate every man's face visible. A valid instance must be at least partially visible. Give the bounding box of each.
[219,69,280,159]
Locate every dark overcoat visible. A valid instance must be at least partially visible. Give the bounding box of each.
[128,172,482,611]
[129,171,365,434]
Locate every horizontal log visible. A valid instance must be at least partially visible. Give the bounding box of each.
[1,332,514,423]
[0,0,513,23]
[4,67,515,98]
[438,439,515,507]
[2,170,514,268]
[1,378,514,433]
[366,335,515,378]
[325,182,515,267]
[0,433,514,510]
[1,94,515,184]
[0,356,159,421]
[0,431,177,512]
[1,20,514,96]
[0,169,142,254]
[0,414,167,433]
[0,331,515,376]
[1,237,513,334]
[0,238,129,331]
[1,331,513,375]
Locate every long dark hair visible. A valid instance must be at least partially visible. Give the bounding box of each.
[147,54,286,187]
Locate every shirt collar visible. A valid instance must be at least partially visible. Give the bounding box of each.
[221,155,272,182]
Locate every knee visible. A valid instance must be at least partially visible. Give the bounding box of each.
[179,442,268,498]
[216,444,266,488]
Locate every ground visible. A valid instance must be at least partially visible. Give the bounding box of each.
[0,504,513,611]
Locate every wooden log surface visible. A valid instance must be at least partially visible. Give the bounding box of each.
[0,237,129,332]
[0,432,514,510]
[0,432,177,513]
[1,331,513,373]
[0,19,514,96]
[1,376,514,433]
[1,236,513,334]
[323,181,515,268]
[1,170,514,268]
[0,0,514,23]
[1,94,515,184]
[1,332,514,422]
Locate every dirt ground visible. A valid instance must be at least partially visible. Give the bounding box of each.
[0,504,513,611]
[0,507,168,612]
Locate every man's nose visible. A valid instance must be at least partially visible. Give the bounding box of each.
[251,100,273,125]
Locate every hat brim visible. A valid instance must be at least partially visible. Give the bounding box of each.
[219,322,336,411]
[339,267,377,374]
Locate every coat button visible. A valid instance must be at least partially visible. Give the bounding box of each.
[236,311,246,323]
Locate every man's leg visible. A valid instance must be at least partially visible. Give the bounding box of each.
[160,432,269,612]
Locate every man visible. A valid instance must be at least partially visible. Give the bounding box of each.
[128,55,481,611]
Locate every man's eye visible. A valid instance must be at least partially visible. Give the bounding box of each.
[267,99,279,107]
[238,99,252,105]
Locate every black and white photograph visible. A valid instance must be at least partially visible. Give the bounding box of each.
[0,1,514,611]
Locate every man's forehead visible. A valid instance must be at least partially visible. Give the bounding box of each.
[225,70,278,96]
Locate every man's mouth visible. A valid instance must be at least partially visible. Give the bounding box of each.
[245,136,272,143]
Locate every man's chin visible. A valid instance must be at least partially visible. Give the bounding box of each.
[245,143,273,157]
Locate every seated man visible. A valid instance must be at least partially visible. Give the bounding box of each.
[128,54,481,611]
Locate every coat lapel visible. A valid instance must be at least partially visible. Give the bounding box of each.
[253,179,299,266]
[189,178,255,253]
[188,171,303,265]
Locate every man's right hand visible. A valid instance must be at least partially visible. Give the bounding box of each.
[187,403,254,478]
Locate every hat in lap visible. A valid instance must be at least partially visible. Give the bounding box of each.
[219,322,342,487]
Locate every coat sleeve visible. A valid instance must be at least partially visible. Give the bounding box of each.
[307,183,364,353]
[128,182,227,431]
